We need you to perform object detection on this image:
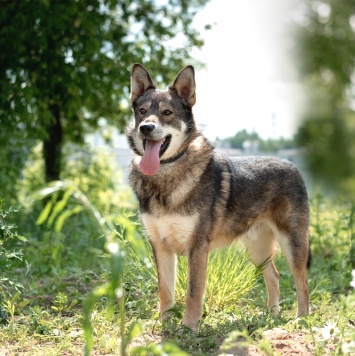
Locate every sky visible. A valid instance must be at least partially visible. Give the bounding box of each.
[190,0,306,141]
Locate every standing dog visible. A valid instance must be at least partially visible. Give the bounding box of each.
[126,63,311,332]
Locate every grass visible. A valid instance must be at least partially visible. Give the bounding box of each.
[175,245,261,312]
[0,189,355,355]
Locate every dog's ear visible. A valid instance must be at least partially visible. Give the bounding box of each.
[130,64,155,103]
[169,66,196,107]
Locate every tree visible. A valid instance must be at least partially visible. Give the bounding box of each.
[0,0,209,188]
[217,129,297,152]
[218,129,259,149]
[293,0,355,194]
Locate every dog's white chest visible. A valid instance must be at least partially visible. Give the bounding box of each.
[141,213,198,255]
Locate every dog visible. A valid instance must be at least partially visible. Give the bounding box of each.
[126,63,311,332]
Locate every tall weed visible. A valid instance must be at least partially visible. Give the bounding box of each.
[0,199,27,322]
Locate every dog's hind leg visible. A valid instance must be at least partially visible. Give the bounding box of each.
[151,243,177,317]
[275,229,310,317]
[292,265,309,317]
[242,222,280,315]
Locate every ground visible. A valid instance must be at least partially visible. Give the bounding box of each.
[129,326,338,356]
[219,327,333,356]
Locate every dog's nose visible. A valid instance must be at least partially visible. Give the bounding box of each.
[140,124,155,136]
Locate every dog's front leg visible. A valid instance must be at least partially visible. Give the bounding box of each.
[151,243,177,317]
[182,243,208,333]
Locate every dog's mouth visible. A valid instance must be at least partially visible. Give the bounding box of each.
[143,135,171,157]
[140,135,171,175]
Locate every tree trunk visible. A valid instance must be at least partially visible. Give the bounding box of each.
[43,103,62,183]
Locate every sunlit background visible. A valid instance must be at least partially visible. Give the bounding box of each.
[193,0,303,141]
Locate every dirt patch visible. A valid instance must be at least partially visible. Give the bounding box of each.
[220,327,336,356]
[264,328,313,355]
[220,328,312,356]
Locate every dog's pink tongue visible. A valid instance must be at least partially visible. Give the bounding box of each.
[140,139,163,175]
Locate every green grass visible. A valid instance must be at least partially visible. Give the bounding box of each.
[0,190,355,355]
[175,245,261,313]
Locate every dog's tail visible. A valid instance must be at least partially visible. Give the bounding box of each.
[306,242,312,269]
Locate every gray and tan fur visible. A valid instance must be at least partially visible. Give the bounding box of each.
[126,63,311,332]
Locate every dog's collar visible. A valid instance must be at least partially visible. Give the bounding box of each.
[160,148,188,165]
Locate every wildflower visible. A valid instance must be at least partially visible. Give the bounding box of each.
[350,269,355,289]
[107,242,119,255]
[321,321,339,340]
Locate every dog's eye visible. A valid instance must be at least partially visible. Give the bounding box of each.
[163,110,172,116]
[139,108,147,115]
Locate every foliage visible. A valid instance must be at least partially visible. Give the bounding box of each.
[217,129,298,152]
[217,129,259,149]
[29,179,120,275]
[19,142,136,214]
[0,190,354,354]
[29,179,147,355]
[0,200,28,324]
[0,138,34,205]
[0,0,210,188]
[0,200,26,296]
[12,140,136,277]
[293,0,355,194]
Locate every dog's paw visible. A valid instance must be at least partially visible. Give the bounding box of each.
[181,314,198,333]
[160,304,183,321]
[160,310,172,322]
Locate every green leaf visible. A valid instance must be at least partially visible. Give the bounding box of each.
[36,200,53,225]
[54,206,83,232]
[47,189,72,228]
[16,235,27,242]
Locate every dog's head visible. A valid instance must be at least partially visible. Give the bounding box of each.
[126,63,198,175]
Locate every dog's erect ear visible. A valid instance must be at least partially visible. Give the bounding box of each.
[130,64,155,103]
[169,66,196,107]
